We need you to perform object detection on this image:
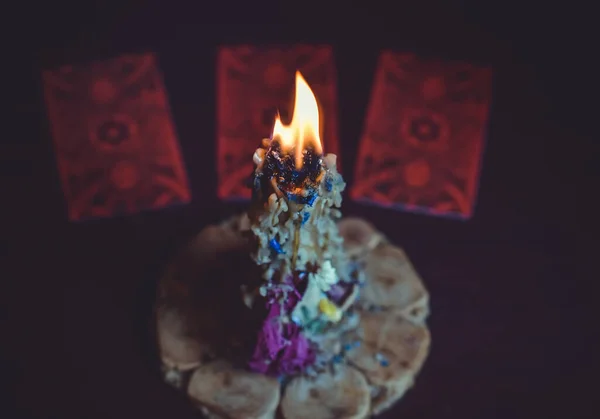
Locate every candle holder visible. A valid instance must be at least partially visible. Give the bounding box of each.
[155,72,431,418]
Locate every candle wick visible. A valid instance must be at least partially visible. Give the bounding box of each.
[291,222,301,270]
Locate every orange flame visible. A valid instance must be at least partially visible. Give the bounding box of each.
[272,71,323,168]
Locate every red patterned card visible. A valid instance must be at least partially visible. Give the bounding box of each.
[351,52,492,219]
[42,53,191,221]
[216,45,340,200]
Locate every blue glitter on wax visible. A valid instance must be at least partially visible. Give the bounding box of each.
[285,191,317,205]
[343,341,361,352]
[375,353,389,367]
[253,176,261,191]
[285,192,301,203]
[324,177,333,192]
[302,212,310,225]
[269,238,284,254]
[332,354,343,364]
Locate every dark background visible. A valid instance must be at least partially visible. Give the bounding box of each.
[3,2,592,418]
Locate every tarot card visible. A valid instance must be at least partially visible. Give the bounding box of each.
[216,45,340,200]
[42,53,191,221]
[351,51,493,218]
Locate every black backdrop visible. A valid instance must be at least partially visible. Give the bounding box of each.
[3,2,592,419]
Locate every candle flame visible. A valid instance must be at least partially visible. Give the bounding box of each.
[272,71,323,168]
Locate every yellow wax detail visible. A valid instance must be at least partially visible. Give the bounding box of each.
[319,298,342,322]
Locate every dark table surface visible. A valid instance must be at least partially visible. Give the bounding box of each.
[3,3,592,419]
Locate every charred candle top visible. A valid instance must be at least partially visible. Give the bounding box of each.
[260,140,323,201]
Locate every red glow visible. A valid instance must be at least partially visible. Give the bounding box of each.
[42,53,191,221]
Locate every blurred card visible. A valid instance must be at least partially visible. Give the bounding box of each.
[216,45,340,200]
[351,51,492,219]
[43,53,191,221]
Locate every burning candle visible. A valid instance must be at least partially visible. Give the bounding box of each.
[247,71,357,376]
[252,72,324,210]
[249,71,346,277]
